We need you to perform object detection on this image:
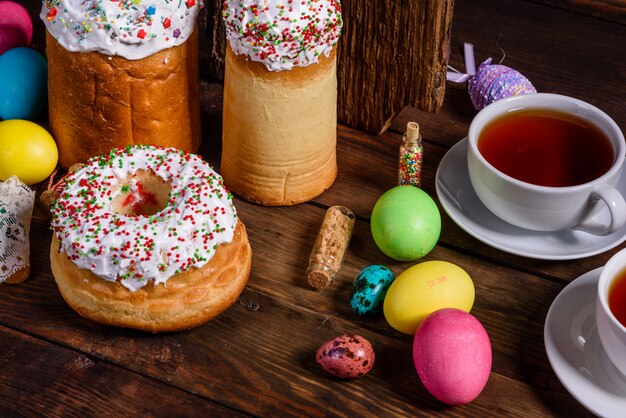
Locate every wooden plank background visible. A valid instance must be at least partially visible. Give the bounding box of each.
[2,0,625,416]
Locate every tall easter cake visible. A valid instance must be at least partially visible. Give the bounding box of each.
[41,0,203,168]
[221,0,343,206]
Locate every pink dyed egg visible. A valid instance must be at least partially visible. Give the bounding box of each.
[316,334,375,378]
[0,2,33,55]
[413,308,492,405]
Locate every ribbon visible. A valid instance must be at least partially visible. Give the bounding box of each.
[447,42,477,83]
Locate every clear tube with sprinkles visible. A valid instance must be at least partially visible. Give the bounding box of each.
[306,206,355,290]
[398,122,423,187]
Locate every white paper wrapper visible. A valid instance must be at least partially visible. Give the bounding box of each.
[0,176,35,283]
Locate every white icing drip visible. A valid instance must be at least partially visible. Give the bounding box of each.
[223,0,343,71]
[50,146,237,292]
[40,0,204,60]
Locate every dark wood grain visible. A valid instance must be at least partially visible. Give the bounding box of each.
[391,0,626,141]
[336,0,454,134]
[531,0,626,25]
[443,0,624,122]
[6,0,624,417]
[2,204,588,417]
[0,325,246,417]
[203,0,227,81]
[0,266,590,417]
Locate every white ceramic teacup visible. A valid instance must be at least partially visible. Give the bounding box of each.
[596,248,626,376]
[467,93,626,235]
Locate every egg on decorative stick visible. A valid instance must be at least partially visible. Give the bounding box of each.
[447,42,536,110]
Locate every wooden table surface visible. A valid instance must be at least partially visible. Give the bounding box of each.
[3,1,626,416]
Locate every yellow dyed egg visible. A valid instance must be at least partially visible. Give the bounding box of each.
[0,120,58,185]
[383,261,475,335]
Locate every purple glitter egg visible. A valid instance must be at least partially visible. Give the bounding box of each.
[468,58,536,110]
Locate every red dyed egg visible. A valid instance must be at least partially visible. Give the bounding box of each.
[0,1,33,55]
[316,334,375,378]
[413,308,492,405]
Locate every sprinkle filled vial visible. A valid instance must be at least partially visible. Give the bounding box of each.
[398,122,423,187]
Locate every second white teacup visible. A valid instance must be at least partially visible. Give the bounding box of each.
[467,93,626,235]
[596,248,626,376]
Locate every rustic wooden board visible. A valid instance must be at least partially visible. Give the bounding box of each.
[533,0,626,25]
[0,248,590,417]
[2,199,588,417]
[8,1,622,416]
[202,1,226,81]
[336,0,454,134]
[0,325,244,416]
[391,1,626,143]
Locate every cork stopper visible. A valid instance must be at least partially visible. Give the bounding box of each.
[406,122,420,142]
[306,206,355,290]
[307,264,333,289]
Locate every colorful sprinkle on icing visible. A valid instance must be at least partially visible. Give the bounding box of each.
[40,0,204,60]
[222,0,343,71]
[50,145,237,292]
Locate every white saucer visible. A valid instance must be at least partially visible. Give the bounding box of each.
[435,138,626,260]
[544,268,626,417]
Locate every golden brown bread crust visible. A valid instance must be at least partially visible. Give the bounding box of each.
[46,30,201,169]
[50,222,252,332]
[5,265,29,284]
[221,48,338,206]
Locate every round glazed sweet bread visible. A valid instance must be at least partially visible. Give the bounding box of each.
[49,145,252,332]
[50,223,250,332]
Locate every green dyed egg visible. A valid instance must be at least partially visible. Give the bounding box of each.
[370,186,441,261]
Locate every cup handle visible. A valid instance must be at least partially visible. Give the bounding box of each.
[575,184,626,235]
